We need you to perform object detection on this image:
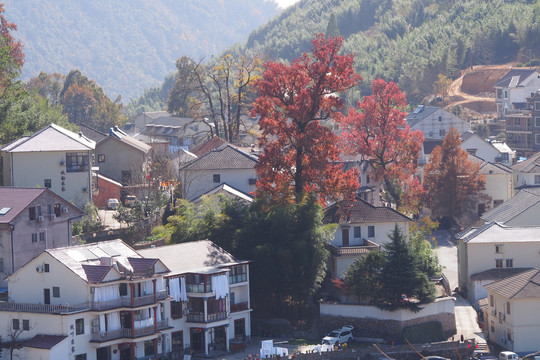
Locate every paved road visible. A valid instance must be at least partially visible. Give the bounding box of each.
[98,209,122,230]
[432,230,458,291]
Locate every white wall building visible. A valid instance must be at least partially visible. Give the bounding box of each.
[406,106,470,140]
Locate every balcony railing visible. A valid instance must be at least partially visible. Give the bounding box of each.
[230,302,249,313]
[90,319,169,342]
[186,311,227,323]
[91,290,168,311]
[328,242,379,257]
[186,284,212,293]
[0,301,89,314]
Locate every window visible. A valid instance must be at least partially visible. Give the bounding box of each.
[32,233,38,243]
[119,283,128,296]
[36,206,42,217]
[507,328,513,342]
[507,301,511,315]
[438,116,442,122]
[536,101,540,111]
[536,134,540,145]
[536,117,540,127]
[506,259,513,268]
[490,294,494,307]
[53,287,60,297]
[54,203,61,217]
[44,179,51,188]
[172,331,183,352]
[39,232,45,242]
[439,129,446,137]
[66,152,89,173]
[342,227,349,246]
[353,226,361,238]
[229,265,247,284]
[97,154,105,163]
[12,319,19,330]
[75,318,84,335]
[493,200,504,207]
[213,174,221,183]
[504,90,508,99]
[171,301,182,319]
[466,149,477,156]
[490,320,495,333]
[121,171,132,184]
[44,263,50,272]
[495,245,503,254]
[29,207,36,220]
[144,340,154,356]
[368,226,375,238]
[496,259,503,268]
[23,319,29,331]
[501,153,509,162]
[75,355,87,360]
[248,178,257,185]
[0,258,4,272]
[366,175,370,184]
[234,318,245,338]
[535,175,540,184]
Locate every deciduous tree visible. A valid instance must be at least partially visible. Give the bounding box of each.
[423,127,485,227]
[0,3,23,90]
[336,78,424,212]
[252,34,361,204]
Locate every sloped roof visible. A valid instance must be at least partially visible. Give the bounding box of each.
[0,187,83,224]
[149,116,194,127]
[79,124,107,143]
[323,196,411,224]
[98,127,151,154]
[142,111,169,120]
[493,68,537,88]
[191,136,229,157]
[461,130,476,142]
[25,335,67,349]
[470,268,532,282]
[467,154,511,175]
[192,183,254,204]
[180,145,258,171]
[406,105,441,127]
[484,268,540,299]
[1,123,95,152]
[139,240,246,276]
[422,139,443,155]
[460,222,540,244]
[512,151,540,173]
[481,188,540,223]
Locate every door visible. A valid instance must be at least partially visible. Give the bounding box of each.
[96,346,111,360]
[190,328,204,352]
[341,228,349,246]
[119,348,131,360]
[44,288,50,305]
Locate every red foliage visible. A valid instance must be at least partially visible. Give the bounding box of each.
[336,78,424,211]
[252,34,361,204]
[0,4,24,85]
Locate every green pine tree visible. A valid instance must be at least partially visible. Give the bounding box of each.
[325,12,340,38]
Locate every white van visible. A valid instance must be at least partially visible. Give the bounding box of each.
[499,352,520,360]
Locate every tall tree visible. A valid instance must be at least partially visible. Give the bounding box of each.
[167,56,200,117]
[0,3,23,90]
[342,250,385,303]
[336,78,424,212]
[424,127,485,227]
[252,34,361,204]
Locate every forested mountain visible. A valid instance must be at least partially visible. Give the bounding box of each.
[3,0,279,102]
[238,0,538,105]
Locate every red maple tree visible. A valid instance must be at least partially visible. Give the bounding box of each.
[252,34,361,204]
[336,78,424,212]
[0,4,24,88]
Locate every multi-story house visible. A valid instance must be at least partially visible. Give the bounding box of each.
[494,68,540,117]
[461,130,515,166]
[480,187,540,227]
[0,187,83,287]
[0,239,252,360]
[406,105,470,140]
[140,240,251,355]
[323,197,412,278]
[512,150,540,189]
[0,124,96,208]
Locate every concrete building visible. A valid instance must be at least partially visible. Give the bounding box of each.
[406,106,470,140]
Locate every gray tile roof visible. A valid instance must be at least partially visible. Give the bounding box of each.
[467,154,512,175]
[323,197,411,224]
[139,240,246,276]
[484,268,540,299]
[460,222,540,244]
[0,188,83,224]
[493,68,537,88]
[1,124,95,152]
[191,136,229,157]
[192,183,254,204]
[470,268,532,282]
[79,124,107,143]
[99,127,151,153]
[460,130,476,142]
[180,145,258,171]
[512,151,540,173]
[406,105,441,128]
[481,188,540,223]
[25,335,67,349]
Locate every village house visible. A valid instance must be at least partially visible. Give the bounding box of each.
[406,106,470,140]
[0,124,96,208]
[512,150,540,189]
[480,187,540,226]
[460,130,515,166]
[494,68,540,117]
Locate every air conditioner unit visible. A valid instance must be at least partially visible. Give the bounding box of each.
[37,216,43,222]
[50,214,56,220]
[183,309,190,315]
[82,187,88,192]
[36,266,43,273]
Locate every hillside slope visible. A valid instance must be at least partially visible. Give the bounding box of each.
[4,0,279,101]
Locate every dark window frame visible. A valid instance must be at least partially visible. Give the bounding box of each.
[75,318,84,335]
[66,152,89,173]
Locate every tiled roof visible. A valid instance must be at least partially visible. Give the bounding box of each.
[460,130,476,142]
[139,240,245,276]
[460,222,540,244]
[149,116,194,127]
[1,123,95,152]
[79,124,107,143]
[82,264,111,283]
[470,268,532,282]
[142,111,169,120]
[422,140,443,155]
[323,197,411,224]
[467,154,511,175]
[25,335,67,349]
[192,183,254,204]
[191,136,228,157]
[512,151,540,173]
[180,145,258,171]
[484,268,540,299]
[493,68,537,88]
[406,106,441,128]
[0,188,83,224]
[99,127,151,153]
[481,188,540,223]
[128,257,158,275]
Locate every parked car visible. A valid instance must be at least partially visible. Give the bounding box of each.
[322,325,353,345]
[107,198,119,210]
[499,352,520,360]
[125,195,137,207]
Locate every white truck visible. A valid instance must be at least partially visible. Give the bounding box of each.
[499,352,520,360]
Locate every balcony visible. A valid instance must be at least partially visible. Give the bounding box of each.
[328,240,379,257]
[0,301,89,314]
[506,124,533,132]
[90,319,169,342]
[186,311,227,323]
[230,302,249,313]
[91,290,168,311]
